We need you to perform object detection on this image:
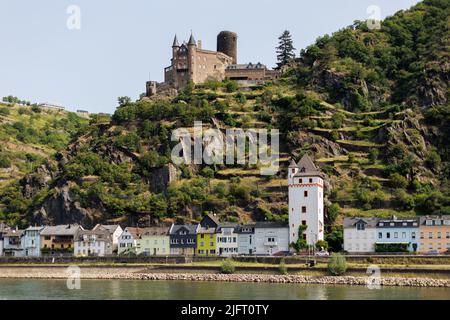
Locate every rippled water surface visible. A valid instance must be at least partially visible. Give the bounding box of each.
[0,279,449,300]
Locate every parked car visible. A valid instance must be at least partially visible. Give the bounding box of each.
[315,250,330,257]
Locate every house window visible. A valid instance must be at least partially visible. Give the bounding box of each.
[437,232,442,239]
[420,232,424,239]
[302,206,306,213]
[394,232,398,239]
[304,191,308,197]
[386,232,390,239]
[302,220,306,226]
[411,232,416,239]
[356,223,365,231]
[309,178,313,183]
[378,232,382,239]
[429,232,433,239]
[446,232,450,239]
[299,179,303,184]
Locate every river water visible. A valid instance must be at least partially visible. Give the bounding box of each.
[0,279,449,300]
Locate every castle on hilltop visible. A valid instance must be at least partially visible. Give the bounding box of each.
[146,31,281,96]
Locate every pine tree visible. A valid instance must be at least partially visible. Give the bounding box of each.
[276,30,296,69]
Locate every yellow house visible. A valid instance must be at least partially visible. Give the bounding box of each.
[196,228,217,256]
[40,224,83,255]
[419,216,450,253]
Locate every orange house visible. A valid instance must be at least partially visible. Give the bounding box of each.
[419,216,450,253]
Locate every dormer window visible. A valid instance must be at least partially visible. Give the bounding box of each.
[300,167,306,173]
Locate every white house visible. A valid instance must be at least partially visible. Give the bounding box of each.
[376,217,419,252]
[343,217,378,253]
[237,224,256,255]
[254,222,289,255]
[216,224,239,256]
[118,227,144,255]
[0,223,8,256]
[23,226,44,257]
[74,229,113,257]
[288,155,325,246]
[2,229,24,257]
[92,224,123,253]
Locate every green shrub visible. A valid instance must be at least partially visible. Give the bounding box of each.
[220,258,235,274]
[327,253,347,276]
[388,173,408,189]
[0,107,10,116]
[316,240,329,251]
[279,258,288,275]
[0,153,11,168]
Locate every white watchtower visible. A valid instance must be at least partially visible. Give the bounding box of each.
[288,154,325,247]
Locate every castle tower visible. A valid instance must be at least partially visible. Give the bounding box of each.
[172,34,180,55]
[288,154,325,247]
[217,31,237,64]
[187,32,197,83]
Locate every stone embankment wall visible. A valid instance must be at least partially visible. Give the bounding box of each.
[0,267,448,287]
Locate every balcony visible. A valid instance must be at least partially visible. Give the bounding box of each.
[53,238,73,244]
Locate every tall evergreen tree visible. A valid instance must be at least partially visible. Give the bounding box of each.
[276,30,296,69]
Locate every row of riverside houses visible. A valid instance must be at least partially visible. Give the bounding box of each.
[0,224,123,257]
[0,154,325,258]
[344,216,450,253]
[0,217,289,257]
[117,215,290,257]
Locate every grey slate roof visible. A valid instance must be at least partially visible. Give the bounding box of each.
[227,63,266,70]
[236,224,256,234]
[75,229,112,242]
[141,227,170,236]
[93,224,121,234]
[343,217,378,228]
[254,221,288,229]
[293,154,323,177]
[188,33,196,46]
[216,223,238,232]
[40,224,82,236]
[377,217,419,228]
[4,229,24,238]
[170,224,198,235]
[172,34,180,47]
[25,226,45,232]
[419,215,450,226]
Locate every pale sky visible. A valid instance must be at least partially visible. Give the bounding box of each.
[0,0,420,114]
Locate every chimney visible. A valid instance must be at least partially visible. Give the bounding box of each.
[198,40,202,49]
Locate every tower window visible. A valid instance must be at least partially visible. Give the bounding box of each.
[302,206,306,213]
[304,191,308,197]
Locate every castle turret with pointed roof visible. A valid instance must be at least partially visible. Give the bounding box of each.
[288,154,325,246]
